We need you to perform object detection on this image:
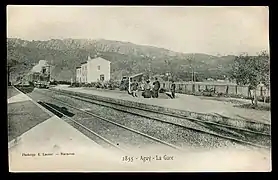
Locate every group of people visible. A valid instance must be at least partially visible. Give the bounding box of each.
[129,77,176,99]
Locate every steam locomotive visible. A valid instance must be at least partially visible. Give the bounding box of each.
[21,65,51,89]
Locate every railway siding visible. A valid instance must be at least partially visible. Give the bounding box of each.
[50,88,271,134]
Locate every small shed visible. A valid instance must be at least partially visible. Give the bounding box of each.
[129,73,144,82]
[125,73,144,93]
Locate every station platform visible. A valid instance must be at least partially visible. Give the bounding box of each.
[53,86,271,125]
[8,86,52,143]
[8,86,121,172]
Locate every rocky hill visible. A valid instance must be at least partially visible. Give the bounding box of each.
[7,38,235,82]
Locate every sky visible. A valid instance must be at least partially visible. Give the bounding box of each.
[7,6,269,56]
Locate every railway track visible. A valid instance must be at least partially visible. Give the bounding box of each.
[38,101,128,151]
[50,90,270,135]
[35,89,270,149]
[38,99,184,152]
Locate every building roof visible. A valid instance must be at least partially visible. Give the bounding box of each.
[129,73,144,78]
[87,57,111,63]
[78,56,110,67]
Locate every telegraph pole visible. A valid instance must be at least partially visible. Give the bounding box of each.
[193,54,195,83]
[190,54,196,83]
[191,68,194,83]
[148,62,151,79]
[188,57,194,83]
[48,65,51,78]
[7,65,11,86]
[141,55,155,80]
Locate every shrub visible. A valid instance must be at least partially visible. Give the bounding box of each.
[193,91,203,96]
[257,96,271,103]
[50,81,58,85]
[89,82,95,87]
[107,80,117,90]
[69,82,80,87]
[228,94,243,99]
[119,84,127,91]
[99,80,119,90]
[199,88,214,96]
[28,81,35,87]
[103,83,108,89]
[95,82,103,88]
[216,92,225,97]
[57,80,71,85]
[183,90,194,95]
[202,92,213,97]
[234,103,270,111]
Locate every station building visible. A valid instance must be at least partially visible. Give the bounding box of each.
[76,56,111,83]
[76,66,81,83]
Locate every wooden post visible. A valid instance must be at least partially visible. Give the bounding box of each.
[235,85,238,95]
[226,85,229,95]
[254,88,258,106]
[248,86,251,98]
[263,88,266,103]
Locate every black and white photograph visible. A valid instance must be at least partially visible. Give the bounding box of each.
[7,5,271,172]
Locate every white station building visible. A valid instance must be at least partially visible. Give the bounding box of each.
[76,56,111,83]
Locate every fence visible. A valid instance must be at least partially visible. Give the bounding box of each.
[161,81,270,98]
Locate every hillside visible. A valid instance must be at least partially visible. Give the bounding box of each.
[7,38,235,82]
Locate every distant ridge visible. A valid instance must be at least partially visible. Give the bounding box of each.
[7,38,235,81]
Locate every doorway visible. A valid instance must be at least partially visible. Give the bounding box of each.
[100,74,105,81]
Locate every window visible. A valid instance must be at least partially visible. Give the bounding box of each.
[97,65,100,71]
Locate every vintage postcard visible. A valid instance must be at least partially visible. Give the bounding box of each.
[7,5,271,172]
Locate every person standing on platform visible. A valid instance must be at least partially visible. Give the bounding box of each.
[170,80,176,99]
[142,80,152,98]
[152,77,160,98]
[140,79,146,91]
[132,80,139,97]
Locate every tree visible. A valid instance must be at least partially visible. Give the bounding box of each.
[7,59,19,85]
[7,57,30,85]
[230,51,270,106]
[257,51,270,88]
